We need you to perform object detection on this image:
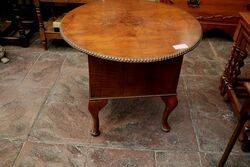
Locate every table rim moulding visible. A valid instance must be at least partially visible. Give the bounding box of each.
[60,0,202,63]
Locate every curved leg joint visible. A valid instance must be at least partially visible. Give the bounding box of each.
[88,99,108,137]
[161,95,178,132]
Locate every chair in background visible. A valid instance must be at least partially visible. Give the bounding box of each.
[219,82,250,167]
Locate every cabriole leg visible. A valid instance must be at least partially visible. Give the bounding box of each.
[88,99,108,136]
[161,95,178,132]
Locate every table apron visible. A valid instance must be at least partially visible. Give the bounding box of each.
[88,55,184,99]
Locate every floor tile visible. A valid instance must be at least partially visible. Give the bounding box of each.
[177,76,186,92]
[184,39,217,62]
[86,147,155,167]
[46,68,89,105]
[0,84,49,107]
[47,54,89,105]
[240,63,250,78]
[0,99,44,140]
[0,139,23,167]
[14,141,87,167]
[200,152,250,167]
[91,92,198,151]
[29,102,92,144]
[181,59,223,76]
[184,76,243,153]
[155,150,200,167]
[22,52,65,88]
[0,50,40,86]
[184,76,231,118]
[63,53,88,70]
[208,37,233,62]
[0,84,49,139]
[1,36,250,165]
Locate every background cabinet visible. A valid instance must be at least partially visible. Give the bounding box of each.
[34,0,91,50]
[0,0,36,47]
[160,0,250,37]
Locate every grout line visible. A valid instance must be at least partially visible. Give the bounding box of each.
[154,151,158,167]
[24,138,200,154]
[21,52,42,83]
[208,40,218,58]
[84,146,89,167]
[26,55,67,137]
[198,151,203,167]
[12,141,27,167]
[208,39,226,63]
[13,55,68,167]
[182,76,202,153]
[0,52,42,107]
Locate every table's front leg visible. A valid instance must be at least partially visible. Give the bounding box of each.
[88,99,108,136]
[161,95,178,132]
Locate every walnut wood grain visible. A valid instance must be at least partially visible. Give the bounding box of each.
[88,55,183,99]
[60,0,202,63]
[88,99,108,136]
[61,0,202,136]
[161,95,178,132]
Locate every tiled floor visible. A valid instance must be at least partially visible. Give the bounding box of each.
[0,35,250,167]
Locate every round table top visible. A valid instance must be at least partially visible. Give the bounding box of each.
[60,0,202,63]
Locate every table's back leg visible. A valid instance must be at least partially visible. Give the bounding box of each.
[88,99,108,136]
[161,95,178,132]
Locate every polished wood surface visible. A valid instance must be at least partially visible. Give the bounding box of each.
[88,55,183,99]
[161,0,249,37]
[61,0,201,136]
[60,0,202,63]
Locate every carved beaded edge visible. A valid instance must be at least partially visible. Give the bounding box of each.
[60,17,202,63]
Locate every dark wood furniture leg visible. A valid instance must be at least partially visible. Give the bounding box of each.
[88,99,108,137]
[219,99,250,167]
[161,95,178,132]
[34,0,48,50]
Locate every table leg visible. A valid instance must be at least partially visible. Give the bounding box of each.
[161,95,178,132]
[88,99,108,136]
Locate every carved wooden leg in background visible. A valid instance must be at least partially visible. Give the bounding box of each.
[161,95,178,132]
[219,44,247,97]
[88,99,108,136]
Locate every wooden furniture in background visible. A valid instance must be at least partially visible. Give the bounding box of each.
[33,0,91,50]
[0,0,36,47]
[219,82,250,167]
[61,0,202,136]
[160,0,249,37]
[220,12,250,152]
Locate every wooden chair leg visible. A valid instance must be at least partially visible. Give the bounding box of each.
[88,99,108,137]
[42,40,48,50]
[218,112,247,167]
